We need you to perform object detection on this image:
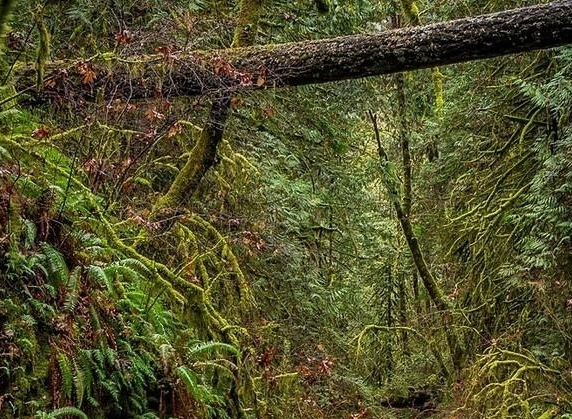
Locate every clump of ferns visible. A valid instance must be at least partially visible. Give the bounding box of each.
[46,270,158,416]
[48,254,241,418]
[0,193,154,415]
[173,340,241,419]
[51,339,158,416]
[453,346,569,419]
[0,120,251,417]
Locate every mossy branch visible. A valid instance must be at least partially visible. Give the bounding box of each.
[353,324,450,378]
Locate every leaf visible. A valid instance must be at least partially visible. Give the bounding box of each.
[76,62,96,85]
[41,406,89,419]
[145,108,166,122]
[31,127,50,139]
[57,352,73,399]
[41,243,70,284]
[167,122,182,138]
[261,106,275,118]
[188,341,240,359]
[230,96,243,109]
[256,75,265,87]
[114,30,132,45]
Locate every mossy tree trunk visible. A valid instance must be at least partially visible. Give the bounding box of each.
[151,2,265,417]
[19,2,572,102]
[150,95,230,220]
[151,0,264,219]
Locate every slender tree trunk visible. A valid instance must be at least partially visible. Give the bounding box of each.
[370,109,464,370]
[19,2,572,102]
[396,74,412,217]
[393,201,464,368]
[394,0,463,370]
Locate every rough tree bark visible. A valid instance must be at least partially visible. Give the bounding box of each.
[17,1,572,103]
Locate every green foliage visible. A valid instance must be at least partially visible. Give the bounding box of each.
[188,340,240,358]
[456,348,564,419]
[40,243,69,285]
[2,1,572,419]
[0,99,252,418]
[35,406,89,419]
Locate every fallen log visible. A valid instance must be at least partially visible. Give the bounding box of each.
[15,1,572,102]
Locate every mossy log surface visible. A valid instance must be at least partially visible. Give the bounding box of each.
[17,1,572,102]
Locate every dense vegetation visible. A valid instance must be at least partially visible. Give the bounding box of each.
[0,0,571,418]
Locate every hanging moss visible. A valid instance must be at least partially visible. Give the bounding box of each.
[34,7,50,90]
[0,0,13,49]
[232,0,264,48]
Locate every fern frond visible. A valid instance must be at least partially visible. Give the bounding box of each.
[176,365,198,394]
[77,350,94,400]
[101,343,117,366]
[87,265,115,296]
[132,353,155,382]
[88,305,102,336]
[63,267,81,312]
[38,406,89,419]
[100,379,120,401]
[192,359,237,377]
[40,243,69,285]
[106,264,141,282]
[56,351,73,400]
[72,356,87,406]
[117,258,152,277]
[187,341,240,359]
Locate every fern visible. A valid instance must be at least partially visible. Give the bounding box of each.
[117,258,152,277]
[20,314,37,327]
[63,267,81,312]
[40,243,70,285]
[188,341,240,359]
[100,378,120,402]
[35,406,89,419]
[192,359,237,377]
[87,264,116,296]
[72,356,87,407]
[177,365,199,394]
[88,305,102,337]
[56,351,73,400]
[131,352,156,382]
[77,350,94,403]
[105,264,140,282]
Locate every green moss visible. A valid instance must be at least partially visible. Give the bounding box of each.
[35,8,50,90]
[232,0,263,48]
